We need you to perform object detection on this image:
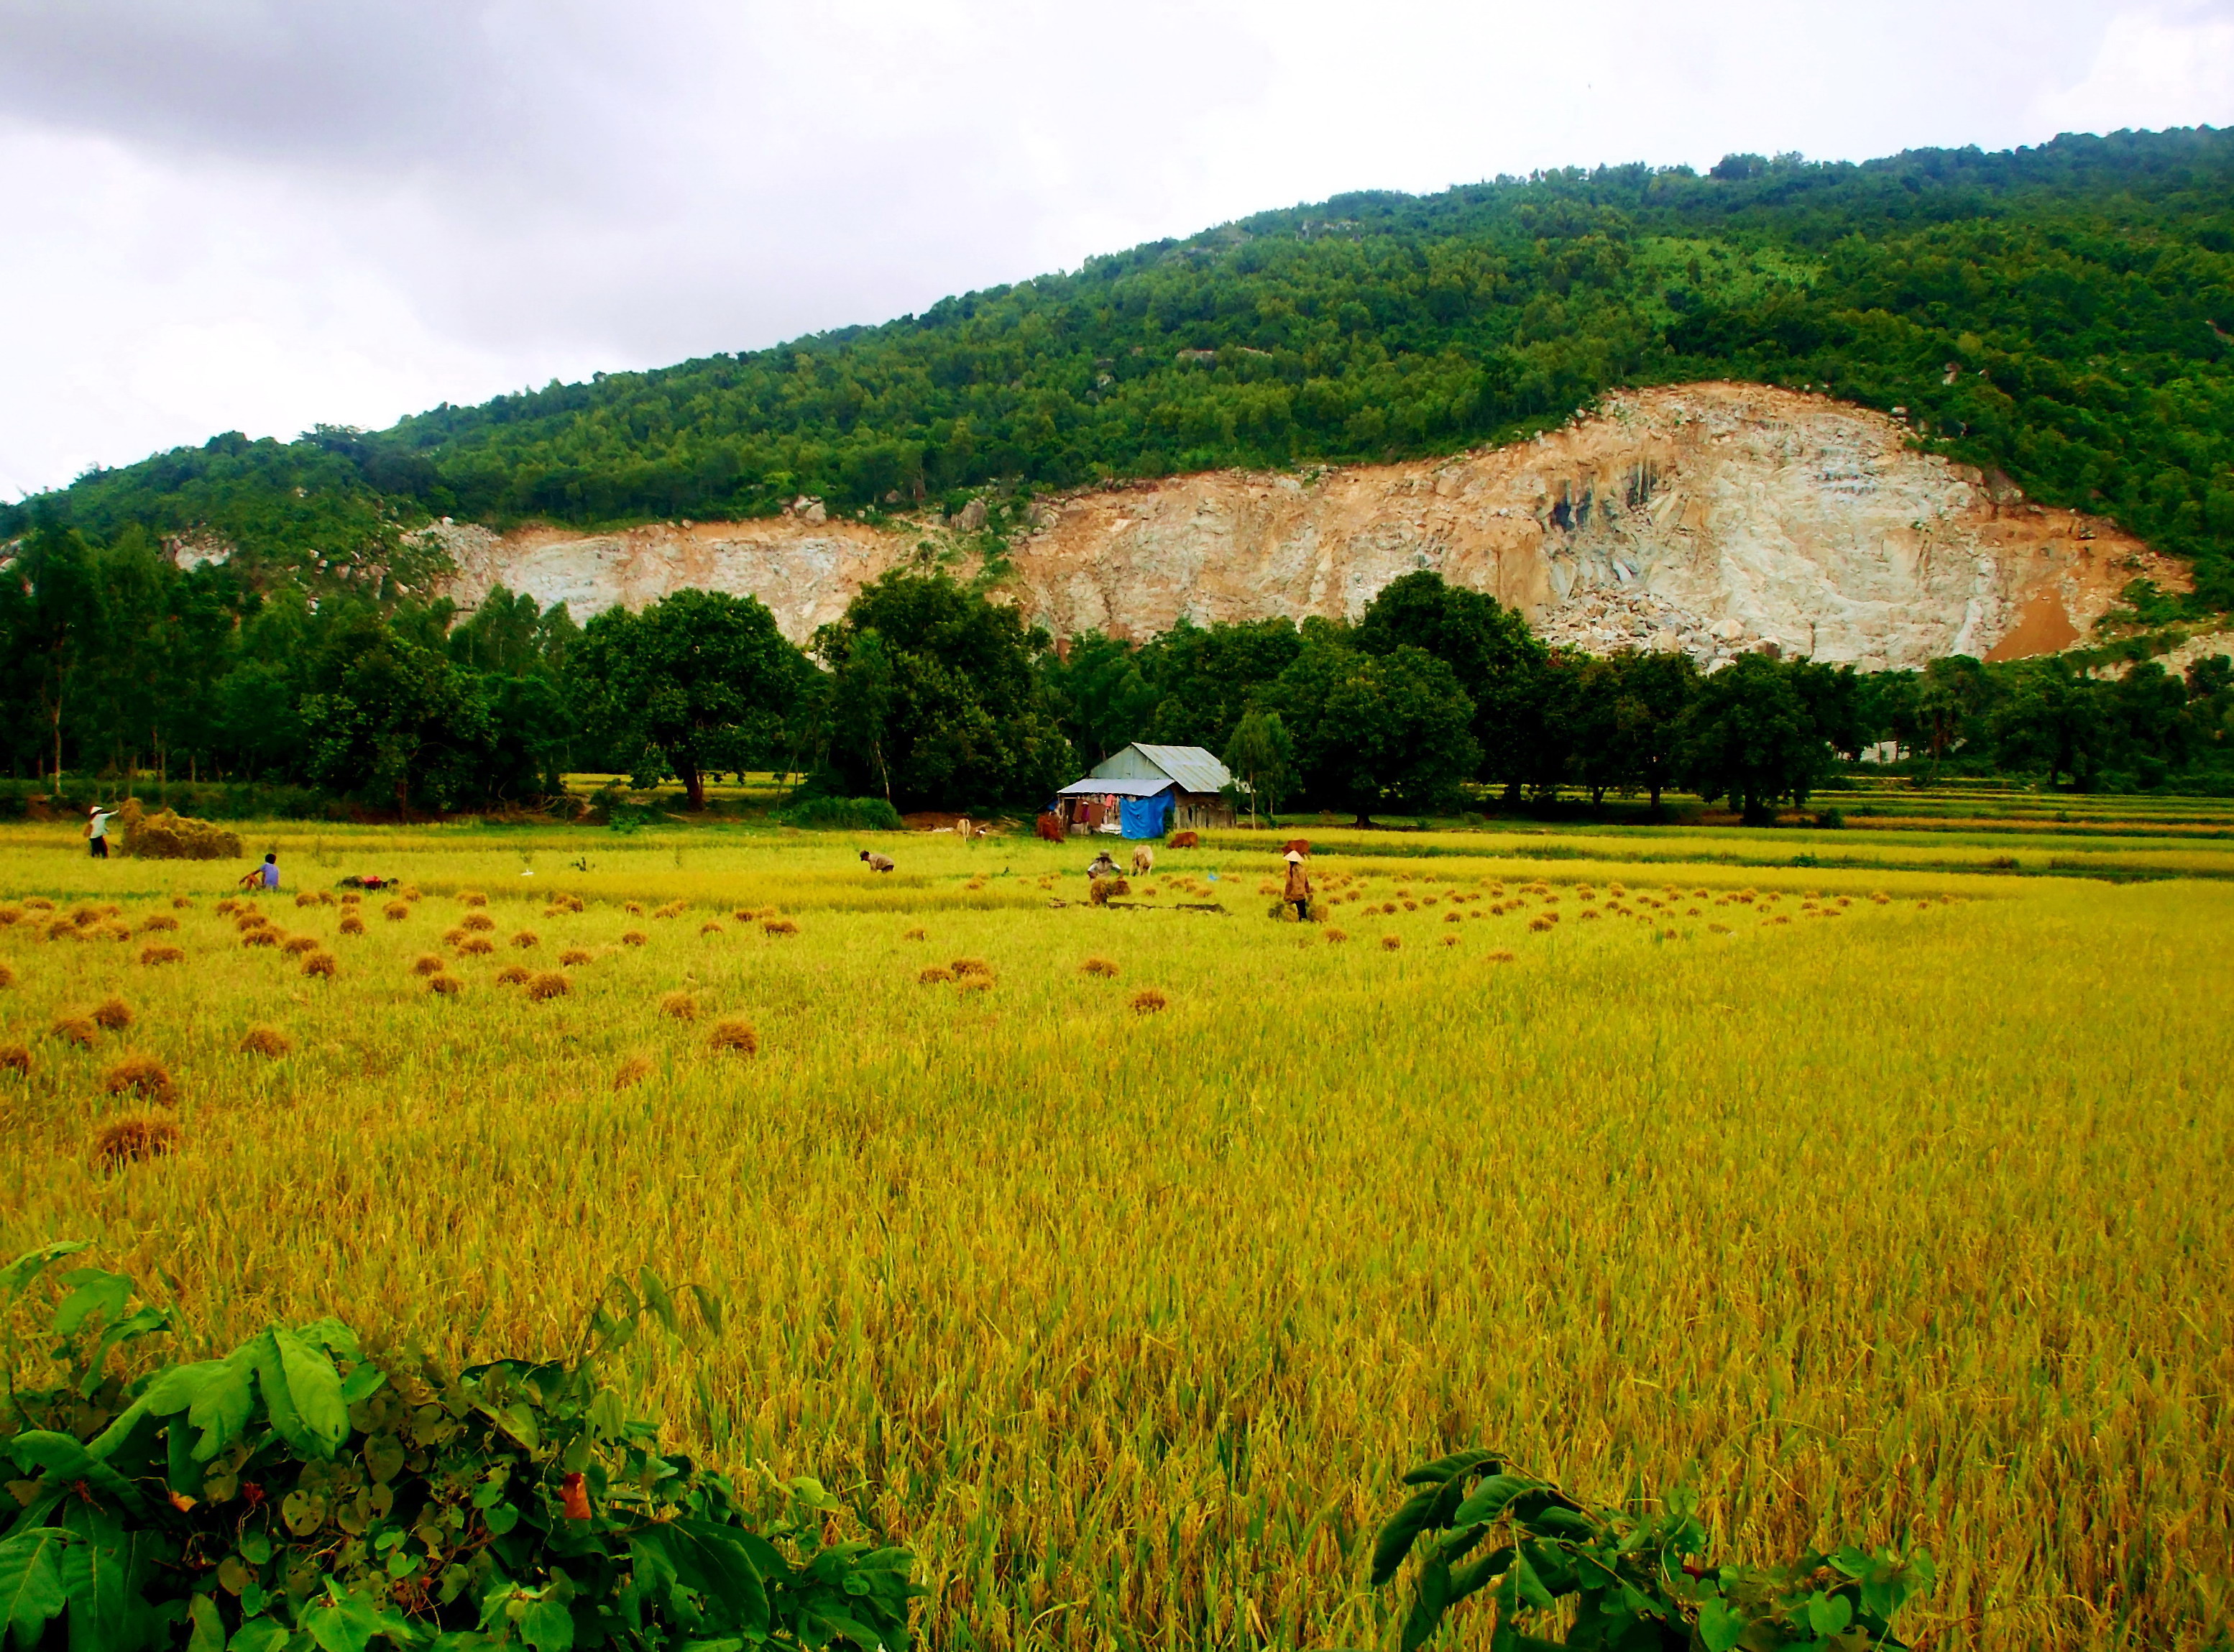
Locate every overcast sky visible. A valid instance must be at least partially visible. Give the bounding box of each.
[1,0,2230,499]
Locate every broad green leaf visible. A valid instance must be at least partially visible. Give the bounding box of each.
[1370,1487,1443,1586]
[1399,1556,1451,1652]
[339,1364,387,1405]
[1807,1591,1854,1635]
[688,1284,725,1335]
[520,1599,574,1652]
[0,1242,89,1301]
[0,1528,70,1651]
[188,1360,257,1461]
[273,1328,350,1458]
[142,1362,231,1417]
[1400,1449,1499,1487]
[186,1592,226,1652]
[637,1269,679,1336]
[1510,1548,1557,1613]
[227,1617,291,1652]
[50,1270,132,1337]
[1450,1474,1535,1528]
[59,1502,163,1652]
[6,1433,149,1515]
[1697,1594,1745,1652]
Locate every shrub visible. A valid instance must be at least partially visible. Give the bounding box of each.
[240,1025,293,1057]
[91,996,134,1030]
[1367,1448,1929,1651]
[103,1053,174,1102]
[525,970,570,1001]
[140,942,185,966]
[94,1114,181,1170]
[708,1018,759,1055]
[1130,988,1167,1014]
[121,806,242,860]
[301,950,338,977]
[1080,956,1118,977]
[0,1247,922,1651]
[661,991,698,1020]
[0,1044,29,1075]
[781,794,905,831]
[428,973,464,996]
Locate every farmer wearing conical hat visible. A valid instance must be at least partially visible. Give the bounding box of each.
[1283,849,1313,923]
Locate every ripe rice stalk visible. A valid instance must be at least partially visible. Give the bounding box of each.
[918,965,955,984]
[103,1053,174,1102]
[463,912,495,932]
[239,1026,293,1057]
[656,901,688,920]
[1325,929,1348,943]
[94,1114,180,1170]
[904,927,927,940]
[92,997,134,1031]
[1079,957,1118,976]
[661,992,698,1020]
[762,918,799,937]
[620,931,648,947]
[613,1053,653,1091]
[495,964,530,986]
[459,890,488,907]
[456,937,495,955]
[139,914,179,932]
[339,916,365,936]
[410,954,445,976]
[559,948,592,967]
[1382,935,1402,950]
[301,951,337,977]
[0,1045,29,1074]
[383,901,409,921]
[950,958,992,978]
[1129,988,1167,1014]
[1488,948,1517,963]
[699,922,725,935]
[525,970,569,1001]
[428,974,463,996]
[50,1017,97,1048]
[140,944,185,966]
[282,935,318,955]
[511,930,539,949]
[707,1018,758,1055]
[0,961,14,988]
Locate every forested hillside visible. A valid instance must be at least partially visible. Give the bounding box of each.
[10,128,2234,605]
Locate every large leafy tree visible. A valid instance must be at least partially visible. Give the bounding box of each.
[1678,652,1829,825]
[571,589,804,810]
[1992,658,2113,789]
[1355,572,1548,791]
[300,619,494,818]
[1274,639,1479,825]
[812,571,1073,809]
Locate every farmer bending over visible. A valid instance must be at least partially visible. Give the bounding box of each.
[1086,848,1119,880]
[859,849,895,873]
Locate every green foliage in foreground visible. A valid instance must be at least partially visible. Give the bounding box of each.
[10,129,2234,611]
[1371,1449,1932,1651]
[0,1243,921,1651]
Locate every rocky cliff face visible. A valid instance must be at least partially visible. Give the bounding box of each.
[433,382,2181,668]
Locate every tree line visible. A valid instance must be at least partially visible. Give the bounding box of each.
[11,127,2234,618]
[6,526,2228,820]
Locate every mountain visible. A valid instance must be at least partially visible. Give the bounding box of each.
[11,125,2234,626]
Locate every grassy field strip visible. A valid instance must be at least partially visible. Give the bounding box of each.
[2,830,2228,1651]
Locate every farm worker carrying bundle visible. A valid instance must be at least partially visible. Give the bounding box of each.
[1283,850,1313,922]
[86,804,116,859]
[860,849,895,873]
[1086,849,1119,880]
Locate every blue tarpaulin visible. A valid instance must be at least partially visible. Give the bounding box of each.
[1118,794,1175,838]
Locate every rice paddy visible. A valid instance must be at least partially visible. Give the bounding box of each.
[0,815,2228,1651]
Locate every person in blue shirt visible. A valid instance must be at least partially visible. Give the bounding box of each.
[239,853,280,891]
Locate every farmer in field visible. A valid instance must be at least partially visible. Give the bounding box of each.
[239,852,280,891]
[1282,849,1313,922]
[86,804,116,858]
[1086,848,1120,880]
[860,848,895,873]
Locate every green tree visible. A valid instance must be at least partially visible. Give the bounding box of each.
[1608,648,1699,814]
[1274,640,1479,825]
[812,571,1073,809]
[1678,653,1829,825]
[300,621,492,817]
[1042,630,1159,766]
[1355,572,1548,791]
[1221,708,1295,826]
[572,589,804,810]
[1992,657,2112,788]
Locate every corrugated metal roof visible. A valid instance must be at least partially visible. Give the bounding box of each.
[1091,743,1234,795]
[1057,776,1177,798]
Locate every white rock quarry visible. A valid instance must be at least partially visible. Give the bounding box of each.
[423,382,2180,668]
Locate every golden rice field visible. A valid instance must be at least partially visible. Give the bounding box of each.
[0,819,2229,1651]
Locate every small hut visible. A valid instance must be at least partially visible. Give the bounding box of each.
[1054,743,1238,838]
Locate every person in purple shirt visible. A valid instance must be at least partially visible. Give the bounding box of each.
[239,853,280,891]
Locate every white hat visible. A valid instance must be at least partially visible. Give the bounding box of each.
[1284,850,1303,863]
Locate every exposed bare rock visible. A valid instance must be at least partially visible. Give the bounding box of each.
[433,382,2183,667]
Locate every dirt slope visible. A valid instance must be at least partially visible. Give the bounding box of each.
[432,382,2180,667]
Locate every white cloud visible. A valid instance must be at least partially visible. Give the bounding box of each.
[0,0,2224,499]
